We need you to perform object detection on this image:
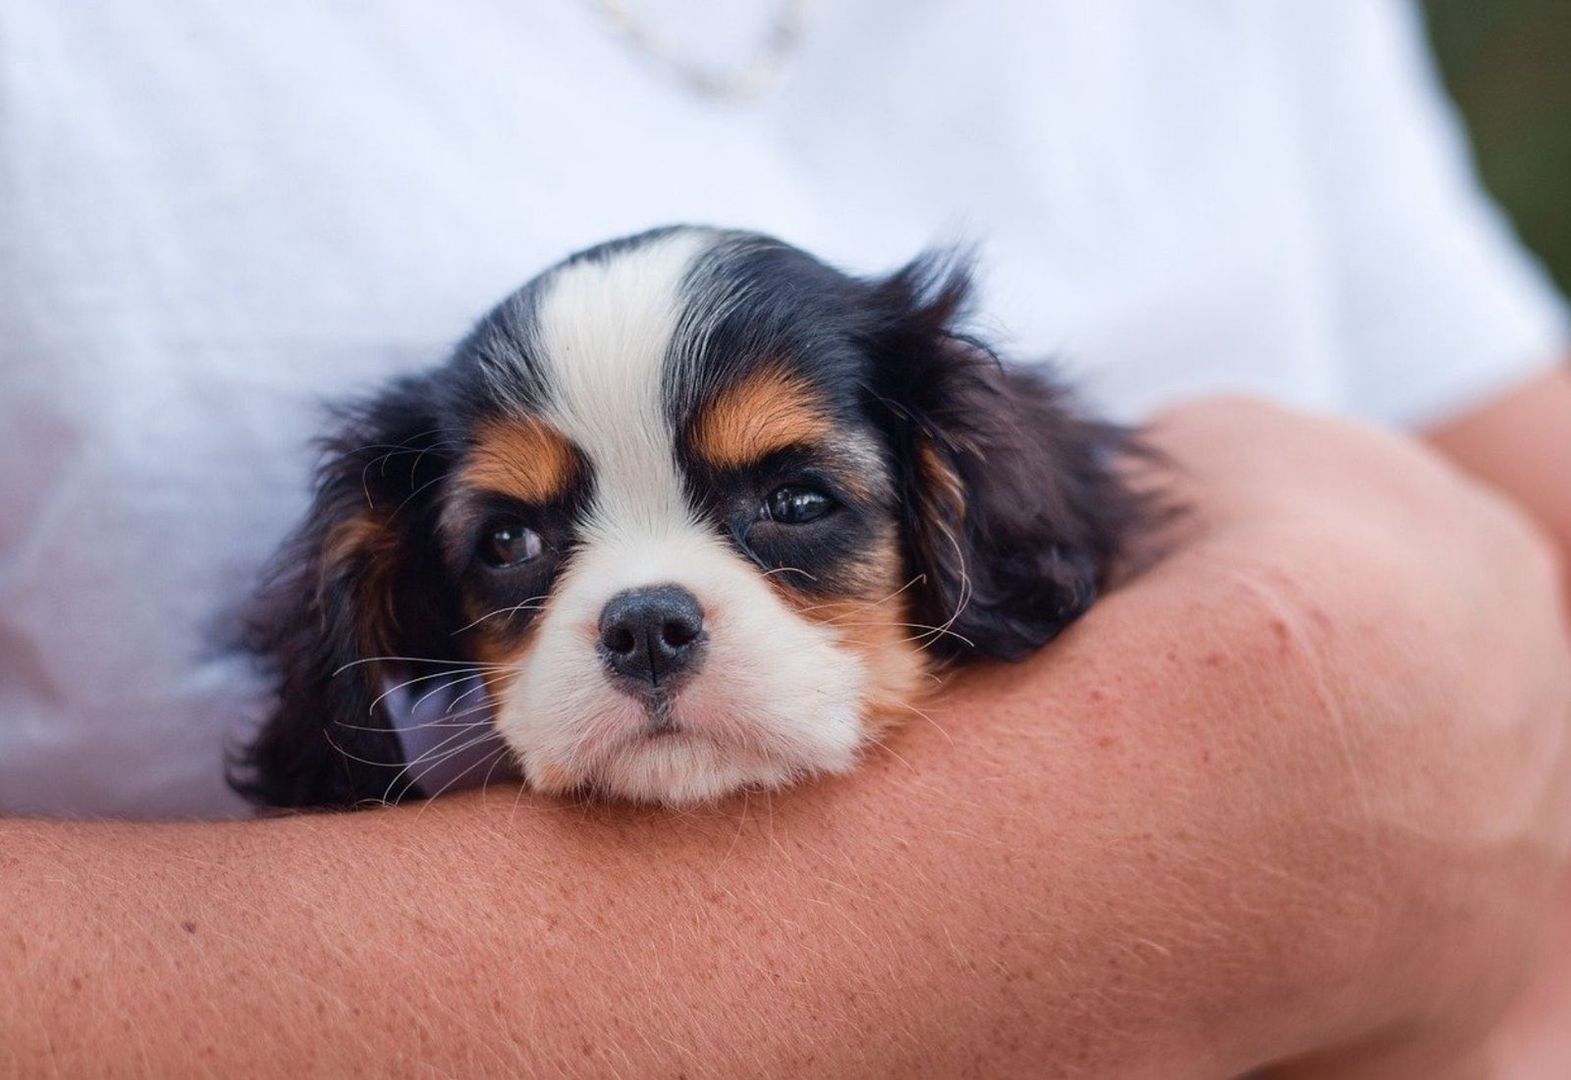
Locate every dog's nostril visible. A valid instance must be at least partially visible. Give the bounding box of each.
[604,626,638,656]
[661,617,699,650]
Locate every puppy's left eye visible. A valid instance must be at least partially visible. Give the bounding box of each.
[764,485,836,525]
[480,517,544,568]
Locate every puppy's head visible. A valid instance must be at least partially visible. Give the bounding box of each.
[236,227,1147,808]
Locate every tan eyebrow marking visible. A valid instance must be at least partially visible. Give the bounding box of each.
[692,366,833,470]
[321,512,402,652]
[461,416,578,504]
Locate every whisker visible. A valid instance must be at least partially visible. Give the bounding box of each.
[890,699,953,745]
[408,680,465,717]
[443,676,494,714]
[509,759,534,826]
[411,745,513,811]
[405,726,502,771]
[354,432,462,508]
[377,722,503,804]
[927,516,973,646]
[797,574,926,618]
[322,728,405,771]
[862,732,916,774]
[821,620,978,650]
[368,668,491,716]
[332,656,513,676]
[760,565,818,582]
[453,597,551,636]
[390,470,451,520]
[385,739,498,808]
[331,716,491,735]
[475,741,519,799]
[406,697,499,728]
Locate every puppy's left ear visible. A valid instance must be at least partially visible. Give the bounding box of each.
[232,376,463,808]
[865,254,1154,661]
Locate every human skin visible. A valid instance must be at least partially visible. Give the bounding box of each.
[1,397,1569,1079]
[1422,366,1571,1078]
[1425,368,1571,614]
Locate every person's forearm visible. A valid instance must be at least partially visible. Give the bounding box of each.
[1425,364,1571,615]
[4,400,1568,1079]
[5,576,1334,1078]
[1422,363,1571,1077]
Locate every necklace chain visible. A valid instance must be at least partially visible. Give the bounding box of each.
[589,0,811,102]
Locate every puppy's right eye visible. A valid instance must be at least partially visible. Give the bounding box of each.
[764,484,837,525]
[480,518,543,568]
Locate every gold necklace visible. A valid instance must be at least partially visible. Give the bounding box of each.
[588,0,811,102]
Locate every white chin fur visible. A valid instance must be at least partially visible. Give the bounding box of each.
[583,734,835,807]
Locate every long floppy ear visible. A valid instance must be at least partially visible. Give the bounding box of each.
[231,376,463,808]
[865,254,1155,661]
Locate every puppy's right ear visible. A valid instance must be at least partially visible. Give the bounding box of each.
[863,253,1157,661]
[232,376,462,809]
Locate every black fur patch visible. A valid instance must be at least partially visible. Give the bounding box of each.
[858,253,1155,659]
[230,376,465,808]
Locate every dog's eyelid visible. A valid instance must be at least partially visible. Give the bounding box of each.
[458,488,574,522]
[477,490,543,513]
[717,445,858,497]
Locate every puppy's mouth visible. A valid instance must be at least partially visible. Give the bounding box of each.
[609,690,753,756]
[639,693,684,739]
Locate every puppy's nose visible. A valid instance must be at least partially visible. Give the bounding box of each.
[597,585,706,688]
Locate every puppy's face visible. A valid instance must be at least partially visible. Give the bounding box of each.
[240,228,1147,809]
[450,232,921,802]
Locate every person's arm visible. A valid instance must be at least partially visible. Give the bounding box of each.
[1426,365,1571,608]
[3,399,1568,1080]
[1423,364,1571,1077]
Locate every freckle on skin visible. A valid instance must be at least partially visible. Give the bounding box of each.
[1203,652,1225,668]
[181,921,197,935]
[1095,735,1118,750]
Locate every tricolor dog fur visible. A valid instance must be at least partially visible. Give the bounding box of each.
[236,227,1151,809]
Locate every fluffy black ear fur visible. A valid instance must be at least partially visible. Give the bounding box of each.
[865,254,1155,662]
[231,377,462,808]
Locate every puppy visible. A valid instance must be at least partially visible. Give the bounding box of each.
[235,226,1151,809]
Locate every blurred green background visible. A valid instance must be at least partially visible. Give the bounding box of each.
[1426,0,1571,296]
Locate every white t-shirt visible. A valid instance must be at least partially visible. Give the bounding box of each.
[1,0,1565,818]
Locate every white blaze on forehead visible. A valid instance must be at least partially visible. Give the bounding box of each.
[531,230,714,540]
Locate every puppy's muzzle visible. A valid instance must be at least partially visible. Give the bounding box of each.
[597,584,707,692]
